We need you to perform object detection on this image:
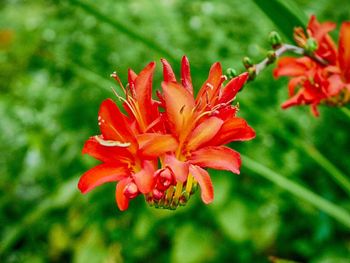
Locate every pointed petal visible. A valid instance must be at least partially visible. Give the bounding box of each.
[308,15,336,42]
[98,99,137,151]
[137,133,179,158]
[189,146,241,174]
[308,15,337,64]
[161,58,176,82]
[196,62,223,104]
[132,161,155,194]
[82,137,133,163]
[162,81,195,136]
[339,22,350,82]
[134,62,156,124]
[189,165,213,204]
[310,103,320,117]
[187,117,223,151]
[219,72,249,103]
[326,74,345,96]
[287,76,304,96]
[281,91,305,109]
[210,117,256,146]
[78,163,129,194]
[116,178,132,211]
[164,154,189,182]
[274,57,315,78]
[128,69,137,96]
[181,56,193,94]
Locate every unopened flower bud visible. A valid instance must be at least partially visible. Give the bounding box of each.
[269,31,282,49]
[247,66,257,80]
[226,68,237,79]
[154,168,175,191]
[305,38,318,53]
[152,188,164,200]
[266,50,276,64]
[242,57,253,69]
[123,182,139,199]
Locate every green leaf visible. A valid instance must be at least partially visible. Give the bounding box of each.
[251,0,308,41]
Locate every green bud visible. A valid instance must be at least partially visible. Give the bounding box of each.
[247,67,256,80]
[269,31,282,49]
[226,68,237,79]
[266,50,276,64]
[242,56,253,69]
[305,38,318,53]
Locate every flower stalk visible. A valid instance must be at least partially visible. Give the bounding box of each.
[243,155,350,229]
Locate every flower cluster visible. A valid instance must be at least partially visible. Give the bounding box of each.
[78,57,255,211]
[274,15,350,116]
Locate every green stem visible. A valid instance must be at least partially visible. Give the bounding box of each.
[253,43,327,78]
[341,107,350,119]
[69,0,178,63]
[242,154,350,229]
[297,142,350,196]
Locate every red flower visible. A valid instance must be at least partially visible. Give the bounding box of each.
[78,57,255,211]
[274,15,350,116]
[147,57,255,207]
[78,64,177,211]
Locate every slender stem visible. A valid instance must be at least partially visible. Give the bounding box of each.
[341,107,350,119]
[242,154,350,229]
[297,141,350,196]
[69,0,178,63]
[254,43,327,77]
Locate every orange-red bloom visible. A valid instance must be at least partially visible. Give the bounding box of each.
[148,57,255,207]
[78,56,255,211]
[274,15,350,116]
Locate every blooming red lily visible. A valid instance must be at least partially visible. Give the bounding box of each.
[274,15,350,116]
[78,64,177,211]
[78,57,255,211]
[146,57,255,208]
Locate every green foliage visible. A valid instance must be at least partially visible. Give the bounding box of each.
[1,0,350,262]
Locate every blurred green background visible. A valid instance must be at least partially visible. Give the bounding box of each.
[1,0,350,262]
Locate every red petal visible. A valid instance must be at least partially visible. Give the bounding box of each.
[281,91,305,109]
[287,76,304,96]
[189,165,213,204]
[161,58,176,82]
[186,117,223,151]
[78,163,129,194]
[326,74,345,96]
[137,133,178,158]
[310,103,320,117]
[98,99,137,151]
[128,69,137,96]
[274,57,314,78]
[134,62,156,125]
[132,160,155,194]
[219,72,249,103]
[210,117,256,146]
[162,81,195,136]
[181,56,193,94]
[196,62,223,104]
[308,15,336,42]
[164,154,189,182]
[308,15,337,64]
[82,137,133,163]
[339,22,350,82]
[116,178,131,211]
[189,146,241,174]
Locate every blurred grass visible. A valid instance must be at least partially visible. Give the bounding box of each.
[1,0,350,262]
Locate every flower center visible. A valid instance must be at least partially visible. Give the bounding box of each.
[146,169,198,210]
